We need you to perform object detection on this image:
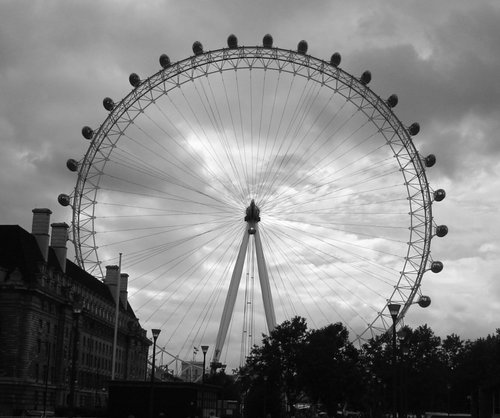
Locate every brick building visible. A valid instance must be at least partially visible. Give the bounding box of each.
[0,209,151,416]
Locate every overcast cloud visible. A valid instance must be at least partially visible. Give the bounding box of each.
[1,0,500,369]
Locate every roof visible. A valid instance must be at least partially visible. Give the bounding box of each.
[66,258,137,317]
[0,225,43,280]
[0,224,136,318]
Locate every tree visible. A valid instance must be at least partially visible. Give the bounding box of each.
[240,320,500,418]
[405,325,446,414]
[297,322,362,415]
[440,334,466,413]
[360,333,393,416]
[239,317,362,418]
[454,330,500,418]
[360,324,463,417]
[239,316,309,418]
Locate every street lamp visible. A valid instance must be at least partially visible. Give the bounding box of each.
[388,303,400,418]
[200,345,209,418]
[149,329,161,418]
[68,300,83,418]
[201,345,209,383]
[397,329,408,418]
[151,329,161,382]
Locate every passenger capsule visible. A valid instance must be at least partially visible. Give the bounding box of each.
[297,40,308,55]
[66,159,79,172]
[408,122,420,136]
[434,189,446,202]
[418,296,431,308]
[436,225,448,237]
[58,194,71,207]
[263,34,273,48]
[103,97,114,111]
[192,41,203,55]
[386,94,398,108]
[129,73,141,88]
[227,34,238,49]
[431,261,443,273]
[360,70,372,85]
[425,154,436,167]
[330,52,341,67]
[159,54,171,69]
[81,126,94,140]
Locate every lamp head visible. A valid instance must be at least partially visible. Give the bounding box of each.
[151,328,161,339]
[201,345,209,354]
[388,303,401,319]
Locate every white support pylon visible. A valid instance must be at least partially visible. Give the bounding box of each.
[211,200,277,369]
[253,223,277,332]
[212,227,250,366]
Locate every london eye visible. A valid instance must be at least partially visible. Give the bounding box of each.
[59,34,447,370]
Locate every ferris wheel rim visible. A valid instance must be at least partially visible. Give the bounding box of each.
[70,39,435,344]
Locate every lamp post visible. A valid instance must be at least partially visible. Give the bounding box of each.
[397,329,408,418]
[388,303,401,418]
[149,329,161,418]
[201,345,209,418]
[151,329,161,382]
[68,301,83,418]
[201,345,209,383]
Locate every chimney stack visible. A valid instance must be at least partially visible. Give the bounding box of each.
[50,222,69,273]
[119,273,129,309]
[32,208,52,262]
[104,265,120,304]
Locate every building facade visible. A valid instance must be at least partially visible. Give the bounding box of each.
[0,209,151,416]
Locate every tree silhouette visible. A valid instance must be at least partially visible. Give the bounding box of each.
[239,317,361,418]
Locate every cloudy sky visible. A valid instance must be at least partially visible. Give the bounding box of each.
[1,0,500,370]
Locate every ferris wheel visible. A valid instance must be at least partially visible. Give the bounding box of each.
[59,34,447,369]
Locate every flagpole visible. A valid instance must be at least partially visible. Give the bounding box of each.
[111,253,122,380]
[192,347,198,382]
